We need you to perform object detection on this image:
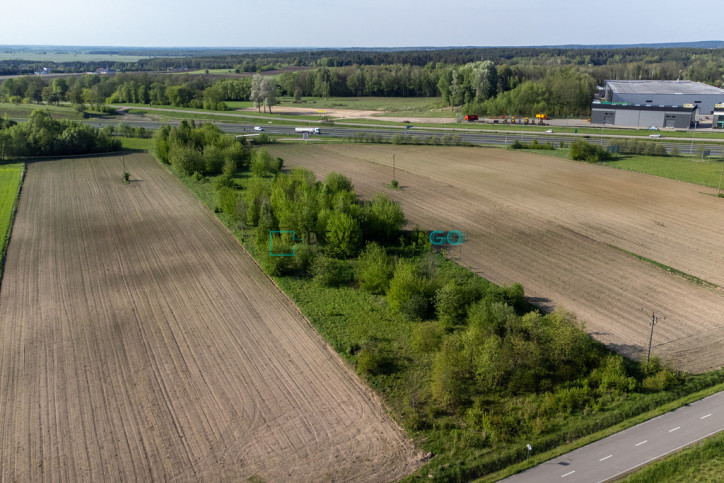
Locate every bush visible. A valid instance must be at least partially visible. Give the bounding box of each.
[311,255,353,287]
[435,280,468,328]
[250,148,281,177]
[387,259,434,319]
[411,321,444,352]
[356,242,394,294]
[168,143,204,175]
[325,211,362,258]
[357,345,387,375]
[203,144,225,175]
[570,140,613,162]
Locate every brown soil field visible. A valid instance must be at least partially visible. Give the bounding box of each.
[0,154,420,481]
[267,144,724,373]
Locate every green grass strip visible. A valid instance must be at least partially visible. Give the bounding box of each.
[607,244,719,289]
[0,163,25,285]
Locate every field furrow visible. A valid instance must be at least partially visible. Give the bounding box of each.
[0,153,420,481]
[269,144,724,373]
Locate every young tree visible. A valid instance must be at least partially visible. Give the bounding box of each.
[262,76,279,114]
[250,73,264,113]
[325,211,362,258]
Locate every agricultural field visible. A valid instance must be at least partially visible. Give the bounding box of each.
[0,50,148,63]
[267,144,724,373]
[0,163,23,280]
[0,153,420,481]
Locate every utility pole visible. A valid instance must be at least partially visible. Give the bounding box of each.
[717,156,724,196]
[392,154,396,182]
[643,310,665,364]
[689,121,698,155]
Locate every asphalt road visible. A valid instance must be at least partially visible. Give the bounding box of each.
[73,118,724,156]
[502,390,724,483]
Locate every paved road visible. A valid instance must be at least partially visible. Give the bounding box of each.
[502,391,724,483]
[77,118,724,156]
[9,114,724,155]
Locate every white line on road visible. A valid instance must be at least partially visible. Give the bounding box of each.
[701,414,712,419]
[561,470,576,477]
[635,440,648,446]
[669,427,681,432]
[600,455,613,461]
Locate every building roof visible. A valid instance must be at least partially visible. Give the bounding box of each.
[605,80,724,96]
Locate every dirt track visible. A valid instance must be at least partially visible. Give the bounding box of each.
[0,154,420,481]
[268,144,724,373]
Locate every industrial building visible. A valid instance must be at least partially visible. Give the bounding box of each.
[603,80,724,114]
[590,102,695,129]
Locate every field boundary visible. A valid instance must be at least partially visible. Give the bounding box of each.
[0,163,24,290]
[607,244,720,289]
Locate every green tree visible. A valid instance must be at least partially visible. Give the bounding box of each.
[325,211,362,258]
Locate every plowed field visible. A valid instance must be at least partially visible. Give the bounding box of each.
[0,154,420,481]
[268,144,724,373]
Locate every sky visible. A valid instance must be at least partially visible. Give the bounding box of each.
[1,0,721,48]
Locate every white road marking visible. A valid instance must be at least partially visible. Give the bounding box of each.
[701,414,712,419]
[635,440,648,446]
[600,455,613,461]
[561,470,576,477]
[669,427,681,432]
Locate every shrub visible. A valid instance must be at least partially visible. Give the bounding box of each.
[294,243,319,273]
[356,242,394,294]
[387,259,434,319]
[411,321,444,353]
[435,280,468,328]
[357,345,387,375]
[168,143,204,175]
[203,144,225,175]
[365,193,406,243]
[311,255,353,287]
[570,140,612,162]
[250,148,281,176]
[325,211,362,258]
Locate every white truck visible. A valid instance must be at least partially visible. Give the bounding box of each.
[295,127,321,135]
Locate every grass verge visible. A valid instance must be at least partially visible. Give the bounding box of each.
[0,163,24,283]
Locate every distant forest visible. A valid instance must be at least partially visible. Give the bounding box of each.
[1,46,723,117]
[2,46,724,86]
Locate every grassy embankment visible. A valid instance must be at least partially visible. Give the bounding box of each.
[153,143,724,482]
[0,163,24,281]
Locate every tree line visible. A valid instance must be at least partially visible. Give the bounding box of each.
[2,46,724,87]
[0,110,119,158]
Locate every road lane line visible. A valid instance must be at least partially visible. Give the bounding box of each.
[635,440,648,446]
[669,427,681,432]
[561,470,575,477]
[605,427,724,482]
[701,414,712,419]
[600,455,613,461]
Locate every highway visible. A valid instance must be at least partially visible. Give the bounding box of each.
[502,390,724,482]
[75,118,724,156]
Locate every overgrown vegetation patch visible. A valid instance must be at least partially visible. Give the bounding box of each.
[154,123,724,481]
